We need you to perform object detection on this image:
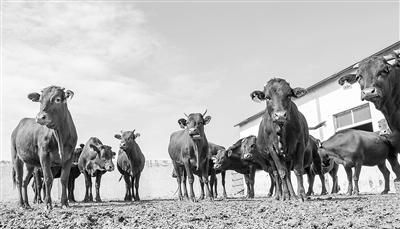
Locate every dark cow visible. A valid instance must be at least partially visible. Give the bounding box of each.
[214,136,274,198]
[378,118,392,136]
[251,78,311,201]
[115,130,145,201]
[168,111,212,201]
[78,137,115,202]
[318,129,400,195]
[32,143,84,204]
[172,142,227,199]
[305,136,339,196]
[11,86,77,209]
[338,50,400,149]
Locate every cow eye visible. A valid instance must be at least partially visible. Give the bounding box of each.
[356,75,362,82]
[265,95,271,100]
[54,97,62,103]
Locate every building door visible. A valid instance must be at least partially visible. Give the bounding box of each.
[333,103,373,132]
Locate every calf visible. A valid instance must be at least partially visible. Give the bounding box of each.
[115,130,145,201]
[168,111,212,201]
[78,137,115,202]
[318,129,400,195]
[251,78,311,201]
[11,86,77,209]
[213,136,273,198]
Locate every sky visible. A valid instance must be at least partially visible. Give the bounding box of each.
[1,1,399,161]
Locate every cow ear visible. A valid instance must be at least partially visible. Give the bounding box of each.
[204,116,211,125]
[80,144,85,148]
[134,133,140,139]
[250,90,265,103]
[27,92,40,102]
[338,74,357,86]
[292,87,307,98]
[227,150,233,157]
[114,134,122,140]
[65,90,74,100]
[178,118,187,129]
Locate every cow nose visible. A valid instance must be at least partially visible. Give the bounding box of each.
[120,143,126,148]
[361,88,377,100]
[37,113,47,120]
[273,111,287,121]
[243,154,251,159]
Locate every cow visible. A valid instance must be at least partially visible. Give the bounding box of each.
[318,129,400,195]
[305,136,339,196]
[338,50,400,150]
[378,118,392,136]
[251,78,311,201]
[172,142,227,199]
[32,143,84,204]
[78,137,115,202]
[168,111,212,202]
[214,136,274,198]
[11,86,77,209]
[114,130,145,201]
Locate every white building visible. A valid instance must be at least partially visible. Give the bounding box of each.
[234,41,400,196]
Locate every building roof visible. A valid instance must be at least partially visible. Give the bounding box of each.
[234,41,400,127]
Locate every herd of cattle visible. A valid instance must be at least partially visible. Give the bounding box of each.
[9,50,400,210]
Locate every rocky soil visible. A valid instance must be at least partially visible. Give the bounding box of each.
[1,194,400,229]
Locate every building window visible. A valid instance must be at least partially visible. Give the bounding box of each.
[334,103,371,131]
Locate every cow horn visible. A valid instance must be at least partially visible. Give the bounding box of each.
[353,63,359,69]
[202,109,208,117]
[184,113,189,118]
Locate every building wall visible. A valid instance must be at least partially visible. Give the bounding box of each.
[237,80,393,197]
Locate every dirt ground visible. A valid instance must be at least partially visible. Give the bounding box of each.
[1,194,400,229]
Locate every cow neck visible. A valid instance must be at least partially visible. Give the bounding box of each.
[380,66,400,131]
[124,141,141,160]
[186,129,203,170]
[53,104,77,163]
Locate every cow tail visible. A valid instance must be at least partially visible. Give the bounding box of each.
[11,136,17,189]
[12,167,16,189]
[118,175,123,182]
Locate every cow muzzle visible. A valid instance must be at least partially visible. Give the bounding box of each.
[35,112,53,127]
[213,163,222,170]
[105,163,114,172]
[188,128,201,139]
[361,87,380,101]
[272,111,287,124]
[243,153,253,160]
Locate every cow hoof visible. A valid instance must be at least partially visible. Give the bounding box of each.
[96,198,102,203]
[199,196,205,201]
[353,191,359,196]
[346,192,352,196]
[320,190,328,196]
[190,197,197,202]
[23,203,32,209]
[267,193,273,198]
[68,199,76,203]
[45,203,53,211]
[61,204,69,209]
[381,190,389,195]
[306,191,313,196]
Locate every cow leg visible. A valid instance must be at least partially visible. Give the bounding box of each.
[293,162,306,201]
[330,163,340,194]
[221,171,227,199]
[353,164,362,195]
[123,174,132,201]
[306,170,315,196]
[244,174,251,198]
[267,172,274,197]
[13,157,24,208]
[60,158,73,208]
[344,166,353,196]
[272,170,282,200]
[250,167,256,198]
[199,177,205,200]
[268,149,290,200]
[377,163,390,194]
[387,152,400,181]
[95,174,102,202]
[213,174,218,198]
[33,170,43,204]
[22,164,35,209]
[182,170,189,200]
[209,172,216,198]
[68,175,76,203]
[201,163,213,201]
[172,162,184,201]
[285,167,297,200]
[319,174,328,195]
[39,152,54,210]
[83,171,92,202]
[134,173,141,201]
[183,161,196,202]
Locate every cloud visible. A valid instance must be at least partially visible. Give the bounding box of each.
[1,2,224,160]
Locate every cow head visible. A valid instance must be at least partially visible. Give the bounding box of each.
[114,130,140,151]
[378,118,392,135]
[88,144,115,172]
[212,149,232,170]
[241,136,257,161]
[72,143,85,164]
[251,78,307,126]
[178,110,211,140]
[338,53,399,109]
[28,86,74,129]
